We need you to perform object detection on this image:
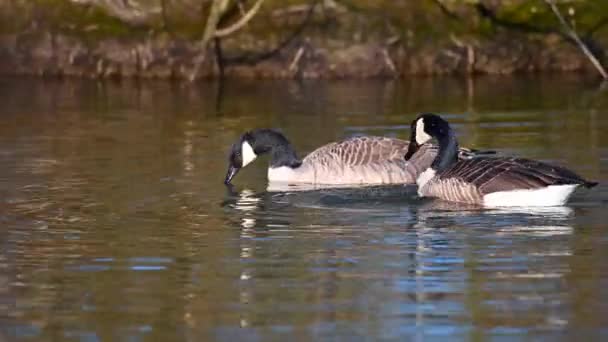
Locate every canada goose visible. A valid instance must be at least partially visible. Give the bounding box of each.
[404,113,598,207]
[224,128,491,186]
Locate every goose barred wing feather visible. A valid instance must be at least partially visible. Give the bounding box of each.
[300,136,435,185]
[422,177,483,204]
[303,136,482,166]
[295,136,493,185]
[440,157,592,195]
[303,136,409,166]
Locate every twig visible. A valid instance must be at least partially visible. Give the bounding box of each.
[382,49,397,75]
[289,46,305,72]
[160,0,170,33]
[223,0,319,65]
[215,0,265,38]
[430,0,460,20]
[475,3,555,35]
[272,4,317,17]
[544,0,607,79]
[201,0,230,49]
[214,37,225,78]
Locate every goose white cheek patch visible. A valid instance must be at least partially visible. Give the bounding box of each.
[241,141,257,167]
[416,118,432,145]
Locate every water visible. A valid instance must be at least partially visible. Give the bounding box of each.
[1,76,607,341]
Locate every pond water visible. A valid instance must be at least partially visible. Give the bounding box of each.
[1,76,607,340]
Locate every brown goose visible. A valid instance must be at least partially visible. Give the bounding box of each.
[224,129,490,186]
[404,113,598,206]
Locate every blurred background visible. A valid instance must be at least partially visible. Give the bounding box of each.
[1,0,607,79]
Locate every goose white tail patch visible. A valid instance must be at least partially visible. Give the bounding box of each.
[483,185,579,207]
[416,118,432,145]
[241,141,257,167]
[416,168,436,189]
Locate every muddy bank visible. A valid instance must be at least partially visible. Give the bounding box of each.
[0,1,605,79]
[0,31,597,79]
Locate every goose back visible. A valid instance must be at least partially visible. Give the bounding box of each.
[304,136,410,166]
[420,156,594,204]
[267,135,492,185]
[269,136,437,185]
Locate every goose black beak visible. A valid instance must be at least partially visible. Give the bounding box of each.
[224,165,240,185]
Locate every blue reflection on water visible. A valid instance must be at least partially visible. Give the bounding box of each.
[66,257,173,272]
[129,265,166,271]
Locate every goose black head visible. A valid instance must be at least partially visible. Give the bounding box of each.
[224,132,258,185]
[404,113,451,160]
[224,129,302,185]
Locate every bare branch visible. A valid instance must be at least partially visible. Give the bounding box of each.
[474,3,555,35]
[544,0,607,79]
[430,0,460,20]
[289,46,305,72]
[215,0,265,38]
[201,0,231,49]
[382,49,397,75]
[223,0,319,65]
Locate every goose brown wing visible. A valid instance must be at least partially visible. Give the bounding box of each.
[303,136,410,166]
[304,136,491,166]
[440,157,590,195]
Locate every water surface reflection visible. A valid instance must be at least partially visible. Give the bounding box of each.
[220,186,584,340]
[1,76,607,340]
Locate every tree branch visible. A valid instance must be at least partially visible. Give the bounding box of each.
[223,0,319,65]
[214,37,225,78]
[430,0,460,20]
[474,3,556,35]
[215,0,265,38]
[201,0,231,49]
[544,0,607,79]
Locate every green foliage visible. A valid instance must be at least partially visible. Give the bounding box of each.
[0,0,150,39]
[498,0,608,36]
[0,0,606,44]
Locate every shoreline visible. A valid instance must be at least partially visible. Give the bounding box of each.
[0,31,600,80]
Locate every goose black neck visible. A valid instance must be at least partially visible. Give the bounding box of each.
[431,128,459,173]
[249,129,302,168]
